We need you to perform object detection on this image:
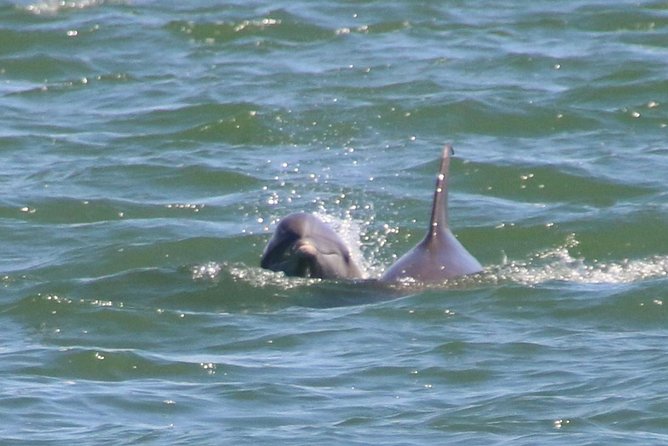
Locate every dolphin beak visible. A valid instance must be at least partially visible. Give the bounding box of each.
[295,240,318,258]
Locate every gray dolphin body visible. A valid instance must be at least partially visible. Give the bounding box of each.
[260,145,481,284]
[380,145,482,284]
[260,213,363,280]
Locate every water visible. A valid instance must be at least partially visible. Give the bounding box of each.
[1,0,667,444]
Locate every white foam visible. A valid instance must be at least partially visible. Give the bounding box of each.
[23,0,116,14]
[191,261,316,290]
[194,230,667,292]
[191,261,222,281]
[494,235,668,286]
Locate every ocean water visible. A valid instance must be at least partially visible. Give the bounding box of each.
[1,0,667,444]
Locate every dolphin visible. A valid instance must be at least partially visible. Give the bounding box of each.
[380,145,482,284]
[260,213,363,280]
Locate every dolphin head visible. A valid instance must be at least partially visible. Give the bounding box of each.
[261,213,363,280]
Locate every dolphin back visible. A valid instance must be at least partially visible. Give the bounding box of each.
[380,145,482,284]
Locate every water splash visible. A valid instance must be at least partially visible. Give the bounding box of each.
[312,211,376,279]
[190,262,222,281]
[494,234,668,286]
[191,260,316,290]
[191,230,667,293]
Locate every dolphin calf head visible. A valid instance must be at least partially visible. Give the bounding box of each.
[260,213,363,280]
[380,145,482,284]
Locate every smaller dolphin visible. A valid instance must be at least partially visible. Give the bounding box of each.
[380,145,482,284]
[260,213,363,280]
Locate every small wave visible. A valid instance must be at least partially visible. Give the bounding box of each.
[190,260,397,308]
[167,11,331,46]
[207,230,667,299]
[191,261,315,291]
[22,0,115,15]
[494,234,668,286]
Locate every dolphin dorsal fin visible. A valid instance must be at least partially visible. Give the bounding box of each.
[425,144,453,242]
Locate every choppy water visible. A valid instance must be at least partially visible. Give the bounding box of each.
[2,0,668,444]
